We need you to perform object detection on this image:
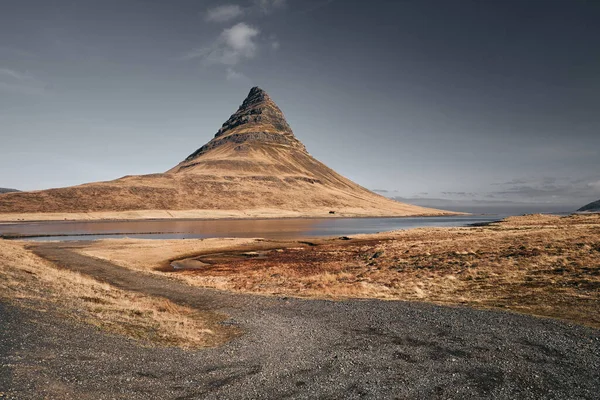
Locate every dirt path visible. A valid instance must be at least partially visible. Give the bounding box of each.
[29,242,253,312]
[1,242,599,399]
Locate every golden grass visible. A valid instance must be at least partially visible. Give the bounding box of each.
[0,137,454,220]
[77,237,260,273]
[0,239,236,348]
[79,214,600,328]
[0,205,456,223]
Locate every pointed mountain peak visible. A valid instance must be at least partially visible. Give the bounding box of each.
[181,87,305,163]
[237,87,270,110]
[248,86,268,98]
[215,86,292,138]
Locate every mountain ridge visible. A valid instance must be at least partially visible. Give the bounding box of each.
[578,199,600,212]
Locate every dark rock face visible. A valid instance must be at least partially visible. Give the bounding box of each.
[184,87,306,162]
[215,87,293,137]
[578,199,600,212]
[185,132,300,162]
[0,188,19,194]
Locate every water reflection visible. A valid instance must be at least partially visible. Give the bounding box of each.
[0,215,504,241]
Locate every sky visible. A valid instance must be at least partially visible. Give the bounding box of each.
[1,0,599,213]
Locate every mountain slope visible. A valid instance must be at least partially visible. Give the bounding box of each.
[578,199,600,212]
[0,188,19,194]
[0,87,455,220]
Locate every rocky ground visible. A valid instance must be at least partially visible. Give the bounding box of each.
[1,244,599,399]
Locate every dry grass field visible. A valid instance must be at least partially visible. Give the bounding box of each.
[0,205,454,223]
[79,214,600,329]
[3,213,597,352]
[0,239,237,348]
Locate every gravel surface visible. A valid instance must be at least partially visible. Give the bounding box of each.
[1,243,599,399]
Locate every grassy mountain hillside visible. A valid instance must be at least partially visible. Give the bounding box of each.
[0,87,455,220]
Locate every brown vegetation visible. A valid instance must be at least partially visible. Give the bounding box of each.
[80,214,600,328]
[0,239,236,348]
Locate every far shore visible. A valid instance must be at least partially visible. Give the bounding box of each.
[0,208,466,224]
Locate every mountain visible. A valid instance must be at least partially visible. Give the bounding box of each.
[0,87,454,220]
[578,199,600,212]
[0,188,19,194]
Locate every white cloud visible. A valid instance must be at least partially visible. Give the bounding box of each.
[183,22,260,66]
[184,0,286,79]
[223,23,259,52]
[205,4,244,22]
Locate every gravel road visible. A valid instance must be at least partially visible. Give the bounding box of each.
[1,242,599,399]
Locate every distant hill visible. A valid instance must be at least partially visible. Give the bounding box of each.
[0,188,20,194]
[578,199,600,212]
[0,87,455,219]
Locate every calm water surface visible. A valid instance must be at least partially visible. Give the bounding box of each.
[0,215,505,241]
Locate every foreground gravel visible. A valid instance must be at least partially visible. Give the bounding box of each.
[1,244,599,399]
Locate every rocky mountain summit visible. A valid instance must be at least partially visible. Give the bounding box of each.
[179,87,305,164]
[578,199,600,212]
[0,87,453,220]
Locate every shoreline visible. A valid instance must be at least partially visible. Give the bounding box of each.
[0,214,496,241]
[0,209,467,224]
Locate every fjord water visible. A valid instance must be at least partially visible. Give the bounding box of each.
[1,215,502,241]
